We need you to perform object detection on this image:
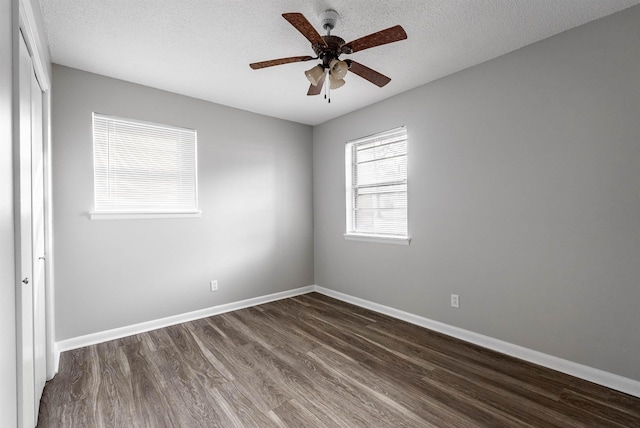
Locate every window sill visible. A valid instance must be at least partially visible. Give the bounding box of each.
[89,211,202,220]
[344,233,411,245]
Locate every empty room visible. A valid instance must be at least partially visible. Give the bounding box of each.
[2,0,639,427]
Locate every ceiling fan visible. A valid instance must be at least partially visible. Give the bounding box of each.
[249,10,407,100]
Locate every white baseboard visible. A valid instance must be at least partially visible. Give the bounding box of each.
[54,285,314,371]
[313,286,640,398]
[53,283,639,398]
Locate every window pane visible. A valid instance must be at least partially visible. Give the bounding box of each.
[356,156,407,186]
[346,127,408,239]
[356,184,407,210]
[354,209,408,235]
[356,140,406,163]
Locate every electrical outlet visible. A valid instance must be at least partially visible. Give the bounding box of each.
[451,294,460,308]
[210,280,218,292]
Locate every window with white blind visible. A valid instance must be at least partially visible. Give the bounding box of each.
[90,113,200,219]
[345,126,409,244]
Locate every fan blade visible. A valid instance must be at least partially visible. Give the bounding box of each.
[283,13,328,47]
[250,56,314,69]
[342,25,407,54]
[307,72,326,96]
[347,61,391,87]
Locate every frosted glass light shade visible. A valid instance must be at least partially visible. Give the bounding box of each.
[329,59,348,80]
[329,75,345,89]
[305,65,325,86]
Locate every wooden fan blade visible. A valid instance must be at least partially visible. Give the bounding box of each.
[283,13,328,47]
[347,61,391,87]
[307,72,326,96]
[250,56,314,69]
[342,25,407,54]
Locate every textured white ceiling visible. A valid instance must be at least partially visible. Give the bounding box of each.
[39,0,639,126]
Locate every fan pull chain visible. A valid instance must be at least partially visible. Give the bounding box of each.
[323,70,327,103]
[326,69,331,103]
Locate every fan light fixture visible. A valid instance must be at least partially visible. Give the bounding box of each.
[305,65,325,86]
[330,59,348,80]
[328,59,347,90]
[329,76,345,90]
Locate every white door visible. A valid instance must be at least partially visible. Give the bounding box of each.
[18,29,47,428]
[18,30,35,428]
[30,50,47,406]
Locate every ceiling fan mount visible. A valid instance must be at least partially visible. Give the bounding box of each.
[249,10,407,99]
[319,9,339,34]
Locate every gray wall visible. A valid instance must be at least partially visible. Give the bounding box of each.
[1,0,17,424]
[314,6,640,381]
[52,65,314,341]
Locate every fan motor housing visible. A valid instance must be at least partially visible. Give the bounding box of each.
[313,35,349,67]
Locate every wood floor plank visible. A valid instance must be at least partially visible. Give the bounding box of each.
[237,305,321,353]
[93,343,138,428]
[427,366,624,427]
[121,342,181,428]
[263,344,364,427]
[251,344,393,427]
[297,292,388,321]
[312,343,483,427]
[206,311,255,347]
[559,389,640,427]
[38,292,640,427]
[57,398,101,428]
[164,323,228,389]
[305,349,439,427]
[149,344,230,427]
[363,354,538,427]
[366,321,574,396]
[212,382,279,428]
[272,399,336,428]
[359,319,606,424]
[185,319,239,381]
[424,368,589,428]
[191,319,292,414]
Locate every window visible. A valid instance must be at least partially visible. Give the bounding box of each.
[345,126,409,244]
[91,113,199,219]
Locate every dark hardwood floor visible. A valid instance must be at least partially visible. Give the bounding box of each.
[38,293,640,427]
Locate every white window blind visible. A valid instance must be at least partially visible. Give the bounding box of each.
[345,126,408,243]
[92,113,198,215]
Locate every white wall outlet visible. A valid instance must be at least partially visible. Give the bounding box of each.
[451,294,460,308]
[210,280,218,292]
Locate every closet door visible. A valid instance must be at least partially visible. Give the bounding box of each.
[17,29,47,427]
[30,50,47,406]
[18,30,35,428]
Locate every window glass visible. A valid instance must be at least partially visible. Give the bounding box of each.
[345,126,408,242]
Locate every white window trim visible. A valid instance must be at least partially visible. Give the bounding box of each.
[345,126,410,244]
[89,211,202,220]
[344,233,411,245]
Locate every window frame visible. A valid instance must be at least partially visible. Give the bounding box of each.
[344,126,410,245]
[89,113,201,220]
